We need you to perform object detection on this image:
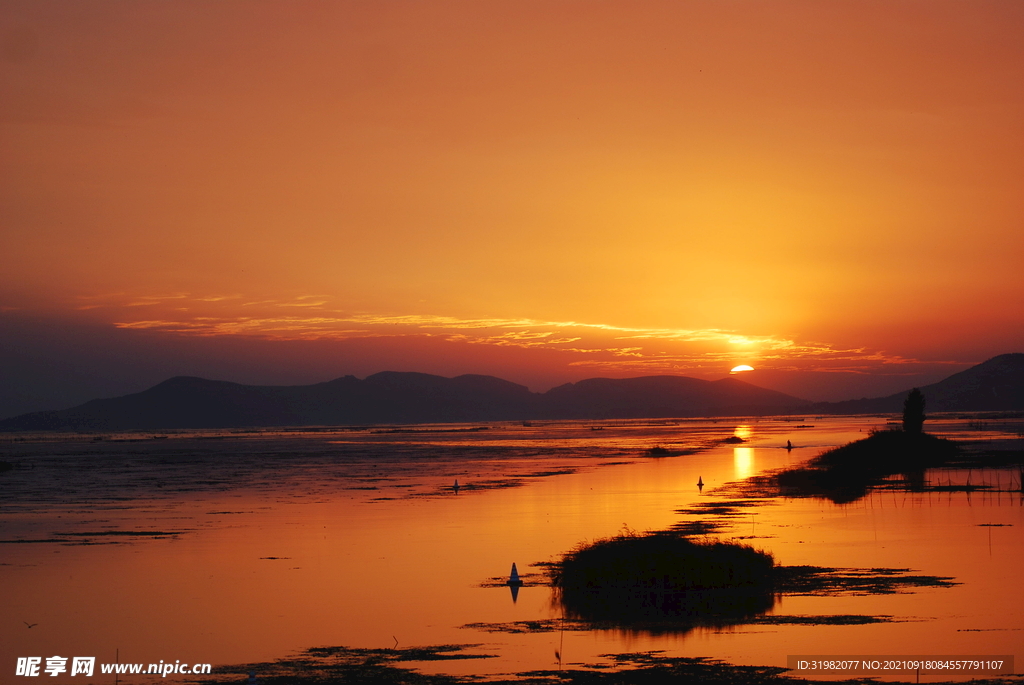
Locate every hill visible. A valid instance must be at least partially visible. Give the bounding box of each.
[2,353,1021,431]
[0,372,536,431]
[540,375,805,419]
[816,353,1024,414]
[0,372,808,431]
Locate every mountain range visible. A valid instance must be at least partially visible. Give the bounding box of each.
[812,353,1024,414]
[1,353,1021,431]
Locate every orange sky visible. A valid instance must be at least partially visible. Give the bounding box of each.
[2,1,1023,415]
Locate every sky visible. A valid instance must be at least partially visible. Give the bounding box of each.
[2,1,1023,418]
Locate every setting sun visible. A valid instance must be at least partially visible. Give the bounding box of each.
[730,365,755,374]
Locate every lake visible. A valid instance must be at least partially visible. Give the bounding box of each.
[2,415,1021,681]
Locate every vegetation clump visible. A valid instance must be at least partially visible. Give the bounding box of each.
[194,644,490,685]
[774,432,958,501]
[814,428,958,472]
[775,429,961,503]
[555,529,774,592]
[552,529,776,629]
[772,391,959,503]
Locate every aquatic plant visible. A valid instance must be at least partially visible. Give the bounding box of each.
[775,429,960,503]
[551,530,776,629]
[555,529,774,590]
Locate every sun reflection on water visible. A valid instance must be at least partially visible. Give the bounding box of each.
[733,446,755,480]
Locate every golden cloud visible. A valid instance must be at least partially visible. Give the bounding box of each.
[90,293,964,372]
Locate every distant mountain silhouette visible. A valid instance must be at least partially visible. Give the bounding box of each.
[1,354,1020,431]
[539,376,804,419]
[813,353,1024,414]
[0,372,807,431]
[0,372,536,431]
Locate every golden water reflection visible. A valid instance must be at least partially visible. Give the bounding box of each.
[733,446,755,480]
[0,417,1021,681]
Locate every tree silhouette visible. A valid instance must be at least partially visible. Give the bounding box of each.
[903,388,926,434]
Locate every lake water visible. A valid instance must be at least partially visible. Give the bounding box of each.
[2,416,1022,681]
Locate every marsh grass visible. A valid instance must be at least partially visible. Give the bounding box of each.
[194,647,1024,684]
[814,429,959,471]
[543,527,955,632]
[193,644,486,685]
[555,530,775,592]
[552,530,776,628]
[464,613,898,634]
[774,429,960,503]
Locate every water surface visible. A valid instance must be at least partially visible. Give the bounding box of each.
[1,416,1021,680]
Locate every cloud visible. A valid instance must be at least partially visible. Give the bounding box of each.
[89,292,966,374]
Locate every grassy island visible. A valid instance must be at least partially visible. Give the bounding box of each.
[552,530,776,628]
[776,429,960,502]
[813,429,959,471]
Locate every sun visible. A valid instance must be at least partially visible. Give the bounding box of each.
[730,365,755,374]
